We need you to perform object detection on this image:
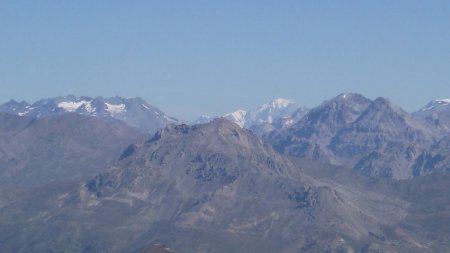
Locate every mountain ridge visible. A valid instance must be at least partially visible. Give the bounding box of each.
[0,95,179,133]
[0,105,449,252]
[267,93,439,179]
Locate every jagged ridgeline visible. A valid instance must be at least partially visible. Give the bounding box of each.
[267,94,443,179]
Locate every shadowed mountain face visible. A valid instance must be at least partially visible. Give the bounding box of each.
[411,134,450,176]
[0,119,427,253]
[290,157,450,253]
[0,113,145,188]
[0,96,179,133]
[267,94,437,179]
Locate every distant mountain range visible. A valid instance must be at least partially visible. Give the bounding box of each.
[191,94,450,179]
[193,98,308,135]
[1,93,450,252]
[0,95,179,133]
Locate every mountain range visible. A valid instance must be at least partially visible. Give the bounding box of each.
[267,93,445,179]
[0,95,179,133]
[1,93,450,252]
[193,98,308,136]
[0,118,433,252]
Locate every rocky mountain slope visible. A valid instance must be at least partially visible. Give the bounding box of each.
[0,112,145,188]
[2,94,450,252]
[0,119,429,253]
[267,94,438,179]
[411,134,450,176]
[267,93,373,164]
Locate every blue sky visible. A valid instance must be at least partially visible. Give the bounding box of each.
[1,1,449,120]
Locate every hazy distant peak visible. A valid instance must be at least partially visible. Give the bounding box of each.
[223,109,248,127]
[419,98,450,112]
[435,98,450,103]
[251,98,297,123]
[191,114,216,124]
[0,95,179,133]
[257,98,295,111]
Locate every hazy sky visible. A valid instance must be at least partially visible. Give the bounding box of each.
[1,1,449,120]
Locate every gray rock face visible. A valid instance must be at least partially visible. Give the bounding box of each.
[0,113,145,188]
[0,99,30,114]
[267,94,437,179]
[0,95,179,133]
[267,93,372,164]
[411,134,450,176]
[329,97,434,179]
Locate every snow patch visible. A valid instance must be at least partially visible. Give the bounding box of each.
[270,98,295,108]
[224,110,248,127]
[282,118,294,127]
[420,99,450,111]
[105,103,126,114]
[164,115,177,123]
[83,102,95,113]
[251,98,297,124]
[58,101,90,112]
[257,98,295,112]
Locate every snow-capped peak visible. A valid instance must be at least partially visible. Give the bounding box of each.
[218,98,300,129]
[420,99,450,111]
[0,95,180,133]
[438,99,450,103]
[251,98,297,124]
[224,110,248,127]
[257,98,295,112]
